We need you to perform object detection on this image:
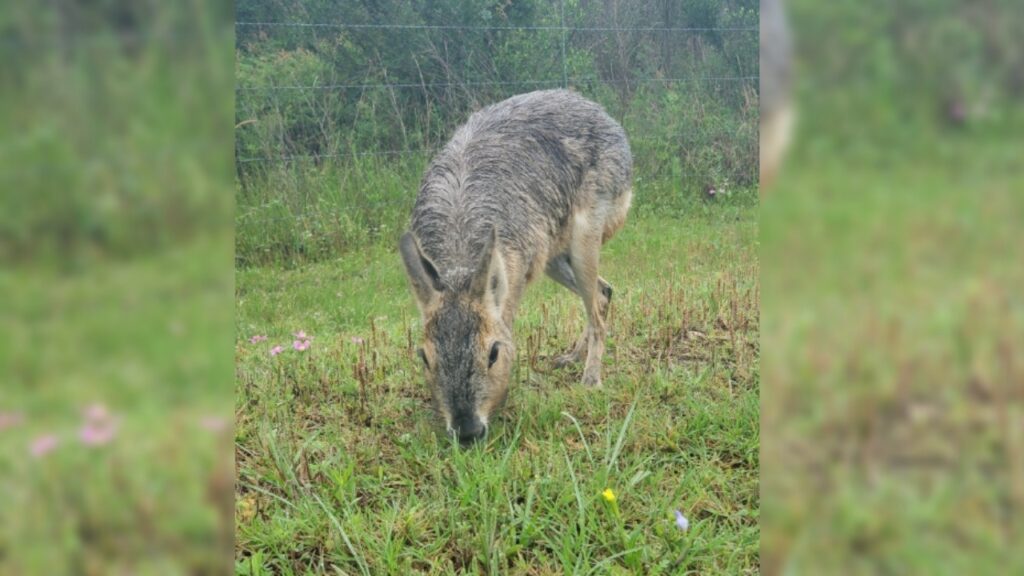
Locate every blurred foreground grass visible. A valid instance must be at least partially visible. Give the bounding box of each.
[763,127,1024,573]
[1,236,234,573]
[761,0,1024,572]
[0,2,234,573]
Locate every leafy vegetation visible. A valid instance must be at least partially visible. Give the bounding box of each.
[235,0,759,267]
[0,1,232,267]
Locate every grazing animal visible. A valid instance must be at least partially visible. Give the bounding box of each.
[399,89,632,443]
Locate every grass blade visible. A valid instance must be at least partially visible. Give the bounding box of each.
[606,394,639,475]
[312,492,371,576]
[562,411,595,465]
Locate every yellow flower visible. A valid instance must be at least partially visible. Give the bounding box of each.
[602,488,616,503]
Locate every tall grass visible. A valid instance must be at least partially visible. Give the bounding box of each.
[0,2,232,268]
[236,154,428,268]
[234,80,758,269]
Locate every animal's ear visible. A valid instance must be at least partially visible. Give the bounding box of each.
[471,227,508,312]
[400,232,442,308]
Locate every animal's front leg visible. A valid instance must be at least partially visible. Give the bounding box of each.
[569,233,606,388]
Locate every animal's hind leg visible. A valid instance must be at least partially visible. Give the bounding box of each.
[546,256,614,368]
[597,277,613,321]
[548,255,613,316]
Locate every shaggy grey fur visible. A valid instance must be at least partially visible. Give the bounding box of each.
[401,89,632,442]
[410,89,631,285]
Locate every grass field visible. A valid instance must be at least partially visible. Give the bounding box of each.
[0,236,234,574]
[234,194,759,574]
[762,122,1024,573]
[1,4,235,573]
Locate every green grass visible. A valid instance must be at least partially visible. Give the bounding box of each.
[0,235,234,574]
[0,3,236,572]
[761,123,1024,573]
[235,196,759,574]
[0,4,232,268]
[234,141,754,270]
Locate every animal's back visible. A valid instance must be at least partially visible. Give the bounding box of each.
[411,90,631,279]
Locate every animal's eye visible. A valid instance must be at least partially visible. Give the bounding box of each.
[488,342,500,368]
[418,348,430,369]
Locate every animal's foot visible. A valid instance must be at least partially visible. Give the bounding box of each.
[551,352,582,369]
[551,334,587,369]
[581,367,602,388]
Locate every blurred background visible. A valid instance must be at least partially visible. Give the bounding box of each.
[0,1,234,574]
[762,0,1024,573]
[3,0,1022,572]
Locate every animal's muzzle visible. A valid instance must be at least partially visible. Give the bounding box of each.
[451,414,486,444]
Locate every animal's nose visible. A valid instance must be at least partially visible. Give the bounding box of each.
[452,415,485,444]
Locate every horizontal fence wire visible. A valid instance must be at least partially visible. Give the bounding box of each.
[236,149,432,164]
[235,133,754,165]
[235,76,757,92]
[235,64,758,162]
[236,79,563,92]
[236,21,756,32]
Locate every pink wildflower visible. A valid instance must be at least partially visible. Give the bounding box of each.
[293,330,308,340]
[199,415,229,433]
[293,339,311,351]
[30,434,60,458]
[83,403,109,423]
[249,334,268,344]
[79,420,118,446]
[0,411,24,431]
[269,345,284,356]
[75,402,119,446]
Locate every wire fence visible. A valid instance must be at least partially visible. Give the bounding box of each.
[235,21,758,32]
[234,129,751,164]
[235,80,758,164]
[235,15,758,166]
[234,65,758,164]
[234,9,759,265]
[235,76,758,93]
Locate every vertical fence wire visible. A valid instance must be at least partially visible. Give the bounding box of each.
[560,0,568,89]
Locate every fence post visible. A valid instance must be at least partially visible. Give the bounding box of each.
[560,0,567,88]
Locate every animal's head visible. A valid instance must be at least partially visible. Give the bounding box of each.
[399,228,514,444]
